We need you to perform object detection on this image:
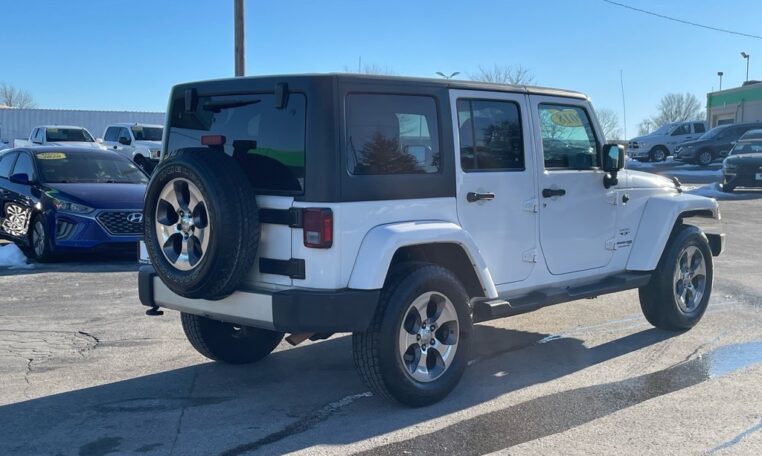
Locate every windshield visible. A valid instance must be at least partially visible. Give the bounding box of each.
[699,125,728,140]
[730,141,762,155]
[131,126,163,141]
[648,123,674,136]
[36,152,148,184]
[45,128,94,142]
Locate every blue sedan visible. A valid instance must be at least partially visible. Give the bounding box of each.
[0,147,148,261]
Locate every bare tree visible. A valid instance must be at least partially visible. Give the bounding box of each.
[637,119,655,136]
[0,83,36,108]
[342,62,396,76]
[595,108,622,140]
[650,93,704,127]
[469,64,536,85]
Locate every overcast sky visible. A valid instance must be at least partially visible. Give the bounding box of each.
[1,0,760,138]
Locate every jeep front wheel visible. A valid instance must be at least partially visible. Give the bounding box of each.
[181,313,284,364]
[639,225,713,330]
[352,265,472,406]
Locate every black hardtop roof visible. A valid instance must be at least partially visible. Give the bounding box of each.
[172,73,588,100]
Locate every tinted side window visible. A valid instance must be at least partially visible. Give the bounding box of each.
[694,123,706,133]
[0,152,18,178]
[539,104,599,169]
[12,153,35,180]
[118,128,131,142]
[346,94,440,175]
[33,128,43,143]
[104,127,119,142]
[672,124,690,136]
[457,99,524,171]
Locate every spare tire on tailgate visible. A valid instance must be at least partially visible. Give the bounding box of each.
[143,149,259,300]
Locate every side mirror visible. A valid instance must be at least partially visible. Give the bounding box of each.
[9,173,31,185]
[118,137,131,146]
[601,143,624,188]
[96,138,104,144]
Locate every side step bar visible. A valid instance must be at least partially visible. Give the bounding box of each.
[472,272,651,323]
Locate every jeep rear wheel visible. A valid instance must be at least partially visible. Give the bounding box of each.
[639,225,713,330]
[181,313,284,364]
[143,149,259,300]
[352,264,472,406]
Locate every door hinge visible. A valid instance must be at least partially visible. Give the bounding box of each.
[522,249,538,263]
[605,238,617,251]
[523,198,538,213]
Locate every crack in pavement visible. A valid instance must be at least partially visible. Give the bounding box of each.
[22,358,33,399]
[218,392,373,456]
[169,368,199,456]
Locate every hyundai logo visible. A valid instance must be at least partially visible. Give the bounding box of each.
[126,213,143,224]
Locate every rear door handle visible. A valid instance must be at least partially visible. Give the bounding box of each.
[542,188,566,198]
[466,192,495,203]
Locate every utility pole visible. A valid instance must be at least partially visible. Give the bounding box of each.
[234,0,245,77]
[741,52,750,83]
[620,69,627,141]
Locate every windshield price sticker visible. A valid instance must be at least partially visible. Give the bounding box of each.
[549,109,583,127]
[37,152,67,160]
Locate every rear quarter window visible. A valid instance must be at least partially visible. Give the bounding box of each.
[346,94,440,175]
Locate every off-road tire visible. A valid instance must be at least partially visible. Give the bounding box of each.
[352,264,473,407]
[639,225,713,330]
[143,149,259,300]
[649,146,668,162]
[181,313,284,364]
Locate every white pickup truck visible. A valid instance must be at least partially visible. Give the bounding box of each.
[13,125,106,150]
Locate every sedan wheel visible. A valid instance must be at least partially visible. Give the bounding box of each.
[697,150,713,166]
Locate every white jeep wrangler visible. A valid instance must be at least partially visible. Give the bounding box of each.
[138,74,724,406]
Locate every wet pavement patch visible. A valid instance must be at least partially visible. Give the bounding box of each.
[78,436,122,456]
[95,396,230,414]
[358,340,762,455]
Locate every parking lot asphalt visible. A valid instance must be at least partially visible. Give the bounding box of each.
[1,162,761,455]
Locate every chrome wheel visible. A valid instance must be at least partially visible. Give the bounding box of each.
[397,292,460,383]
[32,220,45,257]
[698,150,712,166]
[652,148,666,162]
[155,178,210,271]
[673,245,707,314]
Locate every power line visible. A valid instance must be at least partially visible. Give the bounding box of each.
[602,0,762,40]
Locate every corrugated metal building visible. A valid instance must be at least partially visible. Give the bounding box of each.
[706,81,762,127]
[0,108,165,145]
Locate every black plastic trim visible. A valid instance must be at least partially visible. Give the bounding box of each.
[472,272,652,323]
[138,266,156,307]
[706,233,725,257]
[272,288,380,332]
[258,207,303,227]
[259,258,306,279]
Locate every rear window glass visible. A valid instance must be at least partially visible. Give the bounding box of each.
[169,92,306,194]
[46,128,94,142]
[346,94,440,175]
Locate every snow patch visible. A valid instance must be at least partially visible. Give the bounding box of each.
[0,243,32,269]
[686,182,756,200]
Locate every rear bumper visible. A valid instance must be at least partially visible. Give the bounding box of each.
[138,266,380,333]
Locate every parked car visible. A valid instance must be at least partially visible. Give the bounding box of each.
[13,125,106,150]
[137,74,723,406]
[0,147,148,261]
[674,122,762,166]
[102,123,163,173]
[721,129,762,192]
[626,120,706,162]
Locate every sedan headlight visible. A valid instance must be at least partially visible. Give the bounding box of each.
[54,199,94,214]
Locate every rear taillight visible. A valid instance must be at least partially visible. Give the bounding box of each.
[201,134,226,146]
[303,208,332,248]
